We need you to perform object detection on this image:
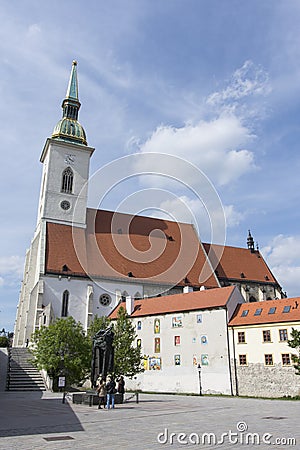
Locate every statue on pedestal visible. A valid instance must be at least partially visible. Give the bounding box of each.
[91,326,114,387]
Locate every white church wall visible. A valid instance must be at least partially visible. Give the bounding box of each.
[13,231,42,346]
[42,276,143,328]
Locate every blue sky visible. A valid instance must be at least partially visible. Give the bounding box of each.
[1,0,300,331]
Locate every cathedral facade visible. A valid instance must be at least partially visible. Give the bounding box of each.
[13,62,284,347]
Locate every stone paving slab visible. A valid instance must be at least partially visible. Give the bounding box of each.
[0,391,299,449]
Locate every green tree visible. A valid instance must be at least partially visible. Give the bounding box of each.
[30,317,91,386]
[0,336,9,347]
[288,327,300,375]
[87,314,111,341]
[112,306,144,378]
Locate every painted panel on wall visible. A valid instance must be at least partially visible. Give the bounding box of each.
[155,337,160,353]
[172,316,183,327]
[149,357,162,370]
[174,354,181,365]
[201,335,208,345]
[201,354,209,365]
[154,318,160,334]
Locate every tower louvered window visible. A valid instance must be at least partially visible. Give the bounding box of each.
[61,167,73,193]
[61,290,69,317]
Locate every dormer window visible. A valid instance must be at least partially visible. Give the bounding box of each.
[61,167,73,194]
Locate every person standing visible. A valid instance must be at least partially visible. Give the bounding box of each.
[117,376,125,403]
[96,376,106,409]
[106,375,116,409]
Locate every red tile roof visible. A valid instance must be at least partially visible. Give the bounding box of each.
[109,285,237,319]
[45,209,280,290]
[203,243,279,285]
[45,209,219,288]
[228,297,300,326]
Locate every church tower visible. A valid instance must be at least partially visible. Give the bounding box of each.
[37,60,94,229]
[13,62,94,346]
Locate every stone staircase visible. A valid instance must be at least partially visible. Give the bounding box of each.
[7,347,46,391]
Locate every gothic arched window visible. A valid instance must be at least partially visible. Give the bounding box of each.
[61,290,69,317]
[61,167,73,194]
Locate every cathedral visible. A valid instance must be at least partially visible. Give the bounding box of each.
[13,62,285,347]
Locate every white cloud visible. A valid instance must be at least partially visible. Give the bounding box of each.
[27,24,41,37]
[261,235,300,297]
[224,205,244,227]
[136,115,256,187]
[207,60,271,106]
[0,256,24,288]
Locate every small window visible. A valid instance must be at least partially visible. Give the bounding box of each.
[137,339,142,348]
[264,354,273,366]
[61,167,73,194]
[137,321,142,330]
[268,307,276,314]
[263,330,271,342]
[279,329,288,341]
[283,305,291,313]
[239,354,247,366]
[241,310,249,317]
[282,354,291,366]
[238,331,246,343]
[61,290,69,317]
[99,293,111,307]
[254,308,262,316]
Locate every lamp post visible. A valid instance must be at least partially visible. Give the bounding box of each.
[197,364,202,396]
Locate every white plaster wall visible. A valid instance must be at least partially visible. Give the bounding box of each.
[126,308,232,395]
[42,276,143,327]
[226,287,245,320]
[13,231,41,346]
[39,139,93,227]
[232,322,300,365]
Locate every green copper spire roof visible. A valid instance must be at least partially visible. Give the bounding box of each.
[52,60,87,146]
[66,60,79,100]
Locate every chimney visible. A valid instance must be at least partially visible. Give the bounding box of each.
[126,295,134,315]
[183,286,193,294]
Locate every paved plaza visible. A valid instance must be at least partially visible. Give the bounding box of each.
[0,391,299,449]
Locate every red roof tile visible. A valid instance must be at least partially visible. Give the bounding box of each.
[109,285,236,319]
[45,209,219,288]
[203,243,278,285]
[228,297,300,326]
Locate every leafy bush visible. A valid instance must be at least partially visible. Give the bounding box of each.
[0,336,9,347]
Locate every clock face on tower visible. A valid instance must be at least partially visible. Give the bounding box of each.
[64,154,75,165]
[60,200,71,211]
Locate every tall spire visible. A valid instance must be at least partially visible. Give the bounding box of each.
[52,61,87,145]
[66,60,79,100]
[62,60,80,120]
[247,230,255,253]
